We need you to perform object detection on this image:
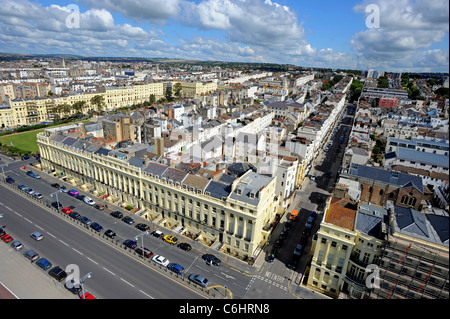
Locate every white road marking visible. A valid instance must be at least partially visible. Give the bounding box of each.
[120,278,134,287]
[59,239,69,246]
[72,248,83,255]
[87,257,98,265]
[139,290,154,299]
[103,267,116,276]
[47,232,56,238]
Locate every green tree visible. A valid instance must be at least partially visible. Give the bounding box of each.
[149,94,156,105]
[72,101,87,115]
[165,86,173,102]
[90,95,105,113]
[173,83,183,99]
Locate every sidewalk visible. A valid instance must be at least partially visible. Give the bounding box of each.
[0,243,77,299]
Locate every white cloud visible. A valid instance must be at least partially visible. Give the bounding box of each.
[352,0,449,71]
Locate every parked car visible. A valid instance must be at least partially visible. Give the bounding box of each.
[79,216,92,226]
[83,197,95,206]
[32,192,43,199]
[163,235,178,245]
[6,176,14,183]
[110,211,123,219]
[152,255,169,267]
[178,243,192,251]
[151,230,164,238]
[135,223,150,232]
[65,280,82,295]
[36,258,52,270]
[76,194,86,201]
[90,222,103,232]
[168,263,185,275]
[23,249,39,262]
[123,239,137,249]
[69,211,81,219]
[51,183,61,188]
[51,201,63,209]
[48,266,67,282]
[94,204,105,211]
[104,229,116,239]
[61,207,72,214]
[122,216,134,225]
[30,231,44,241]
[1,233,13,243]
[25,188,35,195]
[11,240,23,251]
[68,189,79,196]
[266,248,277,263]
[188,274,209,288]
[81,292,97,299]
[202,254,221,266]
[135,247,153,258]
[18,184,27,190]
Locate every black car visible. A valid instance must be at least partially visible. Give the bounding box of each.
[104,229,117,239]
[68,211,81,220]
[76,194,86,201]
[51,183,60,188]
[202,253,221,266]
[274,238,283,249]
[135,223,150,232]
[287,255,300,270]
[266,249,277,262]
[51,201,63,209]
[122,216,134,225]
[178,243,192,251]
[48,266,67,282]
[110,211,123,219]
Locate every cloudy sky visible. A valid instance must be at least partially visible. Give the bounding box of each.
[0,0,448,72]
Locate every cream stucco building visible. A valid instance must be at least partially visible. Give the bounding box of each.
[37,127,278,260]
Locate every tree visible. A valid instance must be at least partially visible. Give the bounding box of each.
[173,83,183,99]
[72,101,87,115]
[90,95,105,113]
[165,86,173,102]
[149,94,156,105]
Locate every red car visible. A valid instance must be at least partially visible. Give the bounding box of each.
[135,247,153,258]
[61,207,72,214]
[1,234,13,243]
[81,292,97,299]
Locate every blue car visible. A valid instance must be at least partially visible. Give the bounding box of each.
[123,239,137,249]
[36,258,52,270]
[68,189,79,196]
[6,176,14,183]
[168,263,185,275]
[90,222,103,232]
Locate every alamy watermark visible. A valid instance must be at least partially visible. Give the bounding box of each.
[65,4,80,29]
[365,4,380,29]
[365,264,380,289]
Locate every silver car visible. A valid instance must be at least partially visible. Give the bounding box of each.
[30,231,44,241]
[11,240,23,251]
[23,249,39,262]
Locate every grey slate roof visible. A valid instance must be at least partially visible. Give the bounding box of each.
[127,157,146,169]
[162,167,188,183]
[228,172,273,206]
[205,180,232,199]
[61,137,77,146]
[349,164,424,193]
[425,214,449,244]
[394,205,429,238]
[143,162,168,177]
[396,148,449,169]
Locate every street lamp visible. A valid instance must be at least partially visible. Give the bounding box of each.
[134,231,149,258]
[50,190,61,210]
[0,164,8,181]
[80,272,92,299]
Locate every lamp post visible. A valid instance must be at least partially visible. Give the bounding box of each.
[50,190,61,210]
[80,272,92,299]
[134,231,149,258]
[0,164,8,181]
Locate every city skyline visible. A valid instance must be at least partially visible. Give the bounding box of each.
[0,0,448,73]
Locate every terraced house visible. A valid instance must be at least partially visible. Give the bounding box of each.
[37,127,278,260]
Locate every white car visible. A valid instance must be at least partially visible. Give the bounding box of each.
[30,231,44,241]
[84,197,95,206]
[152,255,169,267]
[33,192,43,199]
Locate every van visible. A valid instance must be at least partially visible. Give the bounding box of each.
[289,209,299,220]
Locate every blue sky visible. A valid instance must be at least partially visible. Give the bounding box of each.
[0,0,448,72]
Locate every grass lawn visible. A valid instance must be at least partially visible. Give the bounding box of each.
[0,129,43,153]
[0,119,90,154]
